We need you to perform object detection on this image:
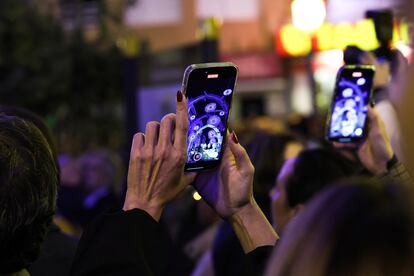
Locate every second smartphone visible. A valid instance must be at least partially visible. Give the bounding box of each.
[182,62,238,172]
[326,65,375,143]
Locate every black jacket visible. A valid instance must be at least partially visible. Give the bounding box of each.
[70,209,272,275]
[70,209,172,276]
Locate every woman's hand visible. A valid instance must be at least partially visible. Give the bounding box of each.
[193,132,255,219]
[194,133,278,252]
[334,107,394,176]
[123,91,195,221]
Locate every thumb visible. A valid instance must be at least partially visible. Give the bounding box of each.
[227,132,254,172]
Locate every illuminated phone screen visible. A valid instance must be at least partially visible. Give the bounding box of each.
[328,67,375,141]
[185,67,236,169]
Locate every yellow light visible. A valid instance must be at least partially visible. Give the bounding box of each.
[193,191,202,201]
[315,23,334,51]
[280,25,312,56]
[353,20,379,51]
[332,23,354,50]
[291,0,326,33]
[116,36,140,57]
[198,17,222,40]
[399,21,411,44]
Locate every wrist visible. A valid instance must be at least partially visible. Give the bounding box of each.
[228,201,258,223]
[228,200,278,253]
[123,193,164,221]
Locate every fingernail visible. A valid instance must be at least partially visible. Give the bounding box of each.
[176,90,183,102]
[231,131,239,144]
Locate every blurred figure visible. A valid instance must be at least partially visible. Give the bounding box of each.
[77,150,121,227]
[343,45,407,160]
[248,132,304,215]
[266,104,413,275]
[56,154,84,235]
[58,150,121,229]
[161,187,220,276]
[269,148,360,234]
[265,178,414,276]
[287,113,327,146]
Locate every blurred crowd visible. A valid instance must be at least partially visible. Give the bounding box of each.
[1,4,414,276]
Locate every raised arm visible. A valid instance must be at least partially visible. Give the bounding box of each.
[123,90,195,220]
[71,91,195,276]
[334,107,411,186]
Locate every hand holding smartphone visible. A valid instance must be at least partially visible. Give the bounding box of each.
[182,62,238,172]
[326,65,375,143]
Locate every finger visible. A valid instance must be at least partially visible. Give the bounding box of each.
[159,113,176,148]
[174,90,189,151]
[227,132,253,172]
[221,130,234,163]
[145,121,160,148]
[130,133,145,159]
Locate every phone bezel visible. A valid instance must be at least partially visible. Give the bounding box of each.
[326,65,375,143]
[182,62,238,172]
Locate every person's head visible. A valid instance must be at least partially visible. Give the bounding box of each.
[244,132,303,215]
[269,148,359,233]
[266,177,414,276]
[0,115,58,274]
[0,106,58,167]
[80,150,115,193]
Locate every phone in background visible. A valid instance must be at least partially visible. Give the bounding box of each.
[182,62,238,172]
[326,65,375,143]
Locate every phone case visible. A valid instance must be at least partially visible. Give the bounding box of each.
[325,65,375,143]
[181,62,238,96]
[182,62,238,172]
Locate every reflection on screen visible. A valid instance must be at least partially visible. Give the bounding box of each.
[329,70,372,139]
[186,79,234,164]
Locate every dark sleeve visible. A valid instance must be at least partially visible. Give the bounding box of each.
[213,222,274,276]
[70,209,172,276]
[213,222,245,276]
[245,246,274,275]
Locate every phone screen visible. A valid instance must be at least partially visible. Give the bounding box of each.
[327,66,375,142]
[184,65,237,171]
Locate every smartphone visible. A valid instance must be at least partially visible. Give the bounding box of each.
[182,62,238,172]
[326,65,375,142]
